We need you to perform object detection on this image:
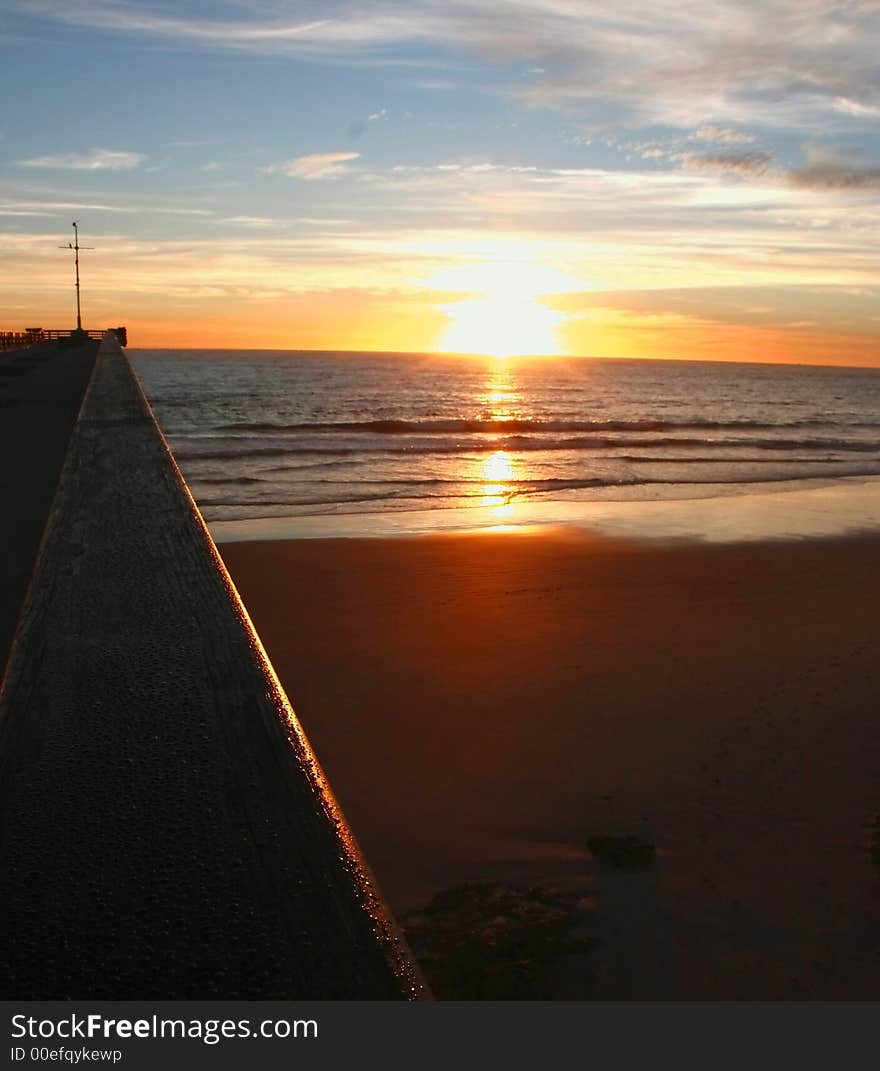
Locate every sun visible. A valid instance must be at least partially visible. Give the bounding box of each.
[441,295,562,358]
[431,255,577,358]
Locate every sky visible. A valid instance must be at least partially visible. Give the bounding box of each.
[2,0,880,364]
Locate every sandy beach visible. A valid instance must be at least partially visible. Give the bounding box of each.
[220,527,880,998]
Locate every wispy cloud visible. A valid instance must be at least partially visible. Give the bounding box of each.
[0,197,131,213]
[219,215,277,227]
[0,197,212,218]
[690,125,755,145]
[155,207,214,216]
[0,208,56,217]
[790,162,880,190]
[23,3,880,134]
[215,214,354,228]
[831,97,880,119]
[348,109,388,139]
[678,151,774,176]
[787,145,880,190]
[21,2,415,52]
[406,79,456,91]
[16,148,145,171]
[268,152,361,179]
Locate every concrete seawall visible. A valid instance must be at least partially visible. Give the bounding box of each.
[0,336,424,998]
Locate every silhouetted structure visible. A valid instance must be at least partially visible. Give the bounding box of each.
[0,327,126,351]
[60,221,93,332]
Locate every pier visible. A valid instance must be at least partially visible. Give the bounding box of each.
[0,335,423,999]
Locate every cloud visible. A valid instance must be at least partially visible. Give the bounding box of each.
[552,284,880,327]
[19,2,880,137]
[0,208,57,217]
[789,162,880,190]
[831,97,880,119]
[21,3,415,52]
[268,152,361,179]
[0,198,213,219]
[788,145,880,190]
[0,198,131,213]
[678,151,774,176]
[690,125,755,145]
[4,178,879,358]
[348,109,386,139]
[154,207,213,216]
[219,215,277,227]
[216,214,355,228]
[16,148,145,171]
[669,141,880,192]
[406,79,456,91]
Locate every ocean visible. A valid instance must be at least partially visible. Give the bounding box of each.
[132,350,880,537]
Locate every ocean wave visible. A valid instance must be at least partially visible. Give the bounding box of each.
[221,416,855,435]
[174,434,880,462]
[195,475,267,485]
[175,445,293,462]
[191,467,880,509]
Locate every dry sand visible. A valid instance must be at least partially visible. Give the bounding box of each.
[220,528,880,998]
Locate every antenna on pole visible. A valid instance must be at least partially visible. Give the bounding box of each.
[59,221,94,331]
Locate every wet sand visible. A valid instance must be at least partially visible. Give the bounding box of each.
[220,528,880,998]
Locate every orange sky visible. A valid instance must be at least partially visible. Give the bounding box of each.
[5,227,878,367]
[112,304,880,369]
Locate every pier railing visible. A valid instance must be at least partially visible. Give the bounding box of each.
[0,334,424,999]
[1,326,126,350]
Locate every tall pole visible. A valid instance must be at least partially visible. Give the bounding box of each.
[60,222,92,331]
[72,221,82,330]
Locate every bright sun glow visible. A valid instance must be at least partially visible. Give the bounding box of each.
[442,296,562,358]
[480,450,516,513]
[484,450,514,484]
[432,257,580,358]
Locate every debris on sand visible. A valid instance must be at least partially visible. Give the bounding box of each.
[402,881,592,999]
